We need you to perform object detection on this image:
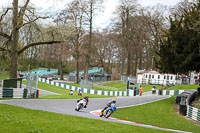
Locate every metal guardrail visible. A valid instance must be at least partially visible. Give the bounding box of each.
[175,88,200,123]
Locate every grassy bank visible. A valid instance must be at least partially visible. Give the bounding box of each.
[67,82,164,92]
[0,103,168,133]
[0,71,9,80]
[112,96,200,133]
[167,84,199,90]
[23,80,110,99]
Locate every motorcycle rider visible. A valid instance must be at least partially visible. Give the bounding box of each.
[101,98,116,112]
[77,96,89,108]
[152,86,156,94]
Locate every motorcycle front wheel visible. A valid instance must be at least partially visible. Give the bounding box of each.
[76,104,82,111]
[105,111,113,118]
[99,112,103,117]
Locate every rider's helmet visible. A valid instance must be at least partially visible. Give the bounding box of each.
[112,99,116,103]
[84,96,88,99]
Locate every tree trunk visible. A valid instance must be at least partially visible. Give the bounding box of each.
[126,50,131,76]
[134,52,138,76]
[60,60,64,80]
[10,0,19,78]
[121,55,125,76]
[85,1,93,80]
[75,54,80,83]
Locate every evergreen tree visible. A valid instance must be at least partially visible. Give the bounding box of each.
[156,1,200,73]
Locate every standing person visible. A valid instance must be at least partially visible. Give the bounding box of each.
[69,90,73,95]
[152,86,156,94]
[78,88,82,96]
[139,86,143,96]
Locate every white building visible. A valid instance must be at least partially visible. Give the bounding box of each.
[137,70,177,85]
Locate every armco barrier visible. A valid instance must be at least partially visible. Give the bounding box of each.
[0,88,39,99]
[0,88,28,98]
[185,90,200,123]
[159,89,200,123]
[158,89,185,96]
[187,105,200,123]
[38,78,138,96]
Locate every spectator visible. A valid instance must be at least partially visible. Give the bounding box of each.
[69,90,73,95]
[139,86,143,96]
[78,88,82,96]
[152,86,156,94]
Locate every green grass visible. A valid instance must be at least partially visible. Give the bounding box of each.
[112,96,200,133]
[23,80,110,99]
[0,71,9,80]
[67,82,164,92]
[140,84,164,92]
[102,82,127,91]
[195,98,200,109]
[167,84,199,90]
[66,83,120,91]
[0,104,168,133]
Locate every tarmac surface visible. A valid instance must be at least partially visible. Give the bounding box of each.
[0,91,191,132]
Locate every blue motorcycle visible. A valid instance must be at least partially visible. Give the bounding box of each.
[100,104,117,118]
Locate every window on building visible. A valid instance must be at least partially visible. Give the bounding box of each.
[149,75,151,79]
[146,74,148,78]
[158,75,160,79]
[171,76,173,80]
[152,75,154,79]
[167,76,169,80]
[164,75,166,79]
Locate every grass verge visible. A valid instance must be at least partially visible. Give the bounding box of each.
[167,84,199,90]
[0,103,168,133]
[67,82,164,92]
[0,71,9,80]
[23,80,110,99]
[112,96,200,133]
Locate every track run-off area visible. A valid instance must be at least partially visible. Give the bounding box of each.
[0,91,192,133]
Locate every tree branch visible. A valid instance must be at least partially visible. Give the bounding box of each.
[19,16,49,29]
[18,41,63,55]
[0,32,11,40]
[0,47,8,52]
[17,0,30,29]
[0,8,12,22]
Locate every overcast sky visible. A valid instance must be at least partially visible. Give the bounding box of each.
[0,0,182,28]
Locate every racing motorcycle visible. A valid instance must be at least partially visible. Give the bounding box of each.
[75,98,87,111]
[99,104,117,118]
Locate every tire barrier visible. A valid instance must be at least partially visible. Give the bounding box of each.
[39,78,139,96]
[159,88,200,123]
[175,89,200,123]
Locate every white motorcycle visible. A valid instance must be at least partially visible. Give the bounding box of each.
[75,99,87,111]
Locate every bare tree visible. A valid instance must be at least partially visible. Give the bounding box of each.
[0,0,63,78]
[115,0,138,76]
[56,0,87,83]
[84,0,103,80]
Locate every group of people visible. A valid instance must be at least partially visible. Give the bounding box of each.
[69,88,82,96]
[139,85,157,95]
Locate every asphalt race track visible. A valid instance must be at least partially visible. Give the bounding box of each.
[0,92,191,133]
